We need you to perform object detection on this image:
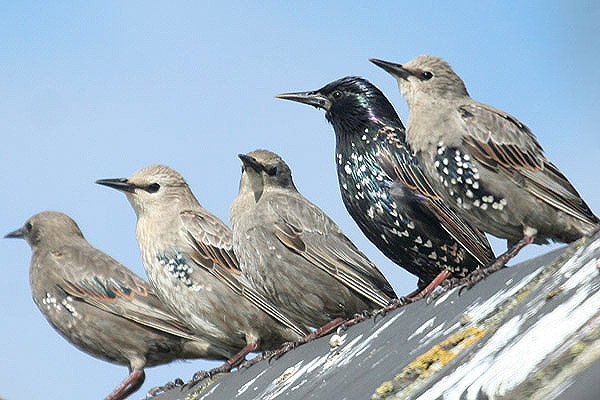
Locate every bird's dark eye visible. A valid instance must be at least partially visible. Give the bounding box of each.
[421,71,433,80]
[266,166,277,176]
[332,90,343,99]
[25,222,32,231]
[146,183,160,193]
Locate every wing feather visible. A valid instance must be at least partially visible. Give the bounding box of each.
[54,247,200,340]
[267,193,396,308]
[458,102,598,225]
[376,127,494,265]
[180,209,310,337]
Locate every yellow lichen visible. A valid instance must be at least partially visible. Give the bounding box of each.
[570,341,586,355]
[375,381,395,396]
[516,288,532,303]
[398,326,488,379]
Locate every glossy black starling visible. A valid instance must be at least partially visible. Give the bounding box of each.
[371,55,599,277]
[5,211,223,400]
[97,165,310,377]
[230,150,397,329]
[276,77,494,295]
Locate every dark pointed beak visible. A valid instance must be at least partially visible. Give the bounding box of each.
[238,154,263,173]
[5,227,25,239]
[275,91,332,111]
[369,58,412,80]
[95,178,136,193]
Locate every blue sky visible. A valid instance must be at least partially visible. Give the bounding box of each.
[1,2,598,399]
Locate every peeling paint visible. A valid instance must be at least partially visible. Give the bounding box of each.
[433,289,455,306]
[407,317,435,341]
[413,240,600,400]
[420,322,446,345]
[236,370,267,397]
[150,234,600,400]
[463,265,543,325]
[333,312,403,368]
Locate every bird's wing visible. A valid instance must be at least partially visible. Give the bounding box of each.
[376,125,494,265]
[180,209,310,337]
[54,245,200,340]
[266,192,396,308]
[458,102,598,224]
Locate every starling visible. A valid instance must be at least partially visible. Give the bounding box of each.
[276,77,495,297]
[5,211,224,400]
[96,165,309,377]
[230,150,397,330]
[371,55,599,280]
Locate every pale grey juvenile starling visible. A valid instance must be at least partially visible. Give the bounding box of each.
[230,150,397,330]
[96,165,309,376]
[371,55,599,280]
[276,77,494,299]
[5,211,222,400]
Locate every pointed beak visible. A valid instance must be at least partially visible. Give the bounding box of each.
[238,154,263,173]
[4,227,25,239]
[369,58,412,80]
[275,91,332,111]
[95,178,136,193]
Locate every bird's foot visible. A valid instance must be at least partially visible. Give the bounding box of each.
[188,371,211,387]
[337,310,372,331]
[427,267,496,296]
[146,378,183,397]
[373,297,411,322]
[238,353,264,370]
[268,341,298,363]
[427,277,461,303]
[188,364,229,388]
[411,270,453,302]
[434,235,536,295]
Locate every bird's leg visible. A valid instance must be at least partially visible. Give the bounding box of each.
[105,369,145,400]
[408,270,452,301]
[373,275,453,322]
[190,343,258,385]
[223,342,259,370]
[378,270,453,312]
[445,234,536,293]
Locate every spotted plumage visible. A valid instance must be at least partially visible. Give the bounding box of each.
[371,55,599,256]
[97,165,310,377]
[157,251,194,287]
[277,77,494,289]
[5,211,222,400]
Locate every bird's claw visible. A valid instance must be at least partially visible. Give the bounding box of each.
[372,309,386,323]
[268,341,297,363]
[373,297,409,322]
[189,369,214,388]
[428,278,458,302]
[146,377,184,397]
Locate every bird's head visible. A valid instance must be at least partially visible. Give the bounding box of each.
[237,150,295,203]
[96,164,192,219]
[276,77,400,133]
[370,55,469,106]
[5,211,84,250]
